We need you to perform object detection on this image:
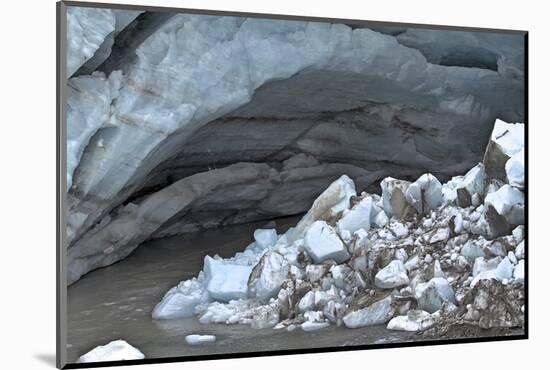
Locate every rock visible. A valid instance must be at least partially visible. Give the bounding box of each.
[343,296,395,328]
[152,277,209,319]
[304,221,350,264]
[185,335,216,345]
[387,310,435,332]
[380,177,413,219]
[415,277,456,313]
[336,196,373,235]
[77,340,145,363]
[455,164,487,207]
[203,256,253,302]
[483,119,525,182]
[254,229,278,249]
[464,279,524,329]
[405,173,443,216]
[252,251,289,301]
[375,260,409,289]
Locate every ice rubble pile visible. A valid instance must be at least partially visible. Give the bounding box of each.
[152,119,525,334]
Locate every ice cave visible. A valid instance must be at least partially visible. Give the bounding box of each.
[64,6,526,363]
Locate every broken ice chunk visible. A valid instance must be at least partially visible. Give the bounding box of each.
[254,229,278,250]
[343,296,394,328]
[415,277,456,313]
[251,251,289,301]
[484,184,524,233]
[288,175,356,242]
[336,196,373,235]
[513,260,524,283]
[301,321,330,331]
[374,260,409,289]
[203,256,253,302]
[495,257,514,281]
[380,177,412,219]
[405,173,443,216]
[386,310,435,332]
[455,163,487,207]
[505,148,524,190]
[185,334,216,345]
[483,119,524,181]
[152,276,209,319]
[304,221,350,264]
[77,340,144,363]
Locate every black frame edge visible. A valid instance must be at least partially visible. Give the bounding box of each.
[57,1,529,369]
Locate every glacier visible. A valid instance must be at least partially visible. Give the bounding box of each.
[65,7,525,284]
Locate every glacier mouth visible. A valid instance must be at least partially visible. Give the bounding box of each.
[65,7,524,284]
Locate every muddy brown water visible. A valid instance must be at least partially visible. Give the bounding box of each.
[67,216,428,363]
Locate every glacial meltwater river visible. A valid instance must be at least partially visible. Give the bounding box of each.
[67,216,417,363]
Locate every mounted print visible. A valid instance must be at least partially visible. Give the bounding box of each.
[56,1,527,368]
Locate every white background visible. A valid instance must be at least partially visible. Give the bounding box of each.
[1,0,547,368]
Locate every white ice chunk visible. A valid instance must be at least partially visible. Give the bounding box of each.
[485,184,524,226]
[254,251,289,301]
[343,296,394,328]
[375,260,409,289]
[405,173,443,215]
[495,257,514,281]
[490,119,525,157]
[152,276,209,319]
[485,184,524,216]
[77,340,144,363]
[254,229,278,250]
[203,256,253,302]
[380,177,411,218]
[505,148,524,189]
[185,334,216,345]
[387,310,435,332]
[304,221,350,264]
[298,291,316,312]
[336,197,373,235]
[514,260,524,283]
[455,164,487,207]
[289,175,356,242]
[301,321,330,331]
[415,277,456,313]
[470,269,497,287]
